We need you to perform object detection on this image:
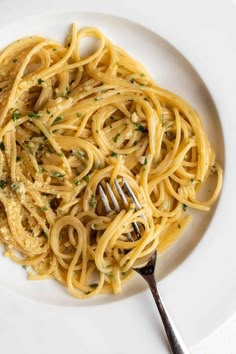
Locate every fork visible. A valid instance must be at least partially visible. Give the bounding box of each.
[98,177,189,354]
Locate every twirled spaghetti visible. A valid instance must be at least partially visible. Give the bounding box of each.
[0,24,223,298]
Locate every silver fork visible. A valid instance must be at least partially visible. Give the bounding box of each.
[98,177,189,354]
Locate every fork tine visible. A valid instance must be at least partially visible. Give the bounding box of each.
[105,182,120,213]
[114,179,141,236]
[122,177,141,209]
[98,184,112,213]
[114,179,129,207]
[122,177,147,221]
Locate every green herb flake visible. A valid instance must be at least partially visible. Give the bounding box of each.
[55,116,62,122]
[83,175,89,184]
[22,265,28,270]
[190,178,194,183]
[142,157,147,166]
[11,110,22,121]
[73,179,80,186]
[89,195,96,208]
[28,112,40,118]
[38,144,43,151]
[110,116,115,120]
[140,72,145,77]
[52,48,57,51]
[112,132,120,143]
[111,152,118,157]
[95,129,99,134]
[94,97,101,101]
[46,109,51,114]
[90,283,98,288]
[41,206,48,211]
[16,156,20,162]
[178,224,181,229]
[58,152,65,157]
[110,124,112,128]
[166,123,171,129]
[0,180,7,189]
[182,204,188,212]
[39,167,46,173]
[0,142,5,151]
[139,83,145,87]
[52,171,64,178]
[135,123,147,133]
[77,150,86,159]
[37,78,44,85]
[77,112,82,118]
[13,58,18,63]
[11,182,18,191]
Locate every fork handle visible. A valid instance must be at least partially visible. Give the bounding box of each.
[144,274,189,354]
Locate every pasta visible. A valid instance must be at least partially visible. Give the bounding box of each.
[0,24,223,298]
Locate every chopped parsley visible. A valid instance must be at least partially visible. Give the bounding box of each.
[94,97,102,101]
[135,123,147,133]
[178,224,181,229]
[37,78,44,85]
[41,206,48,211]
[182,204,188,212]
[190,178,194,183]
[11,110,22,121]
[0,179,7,189]
[55,116,62,122]
[52,171,64,178]
[73,179,80,186]
[111,152,118,157]
[39,167,46,173]
[11,182,18,191]
[139,83,145,87]
[16,156,20,162]
[38,144,43,151]
[77,150,86,159]
[0,142,5,151]
[112,132,120,143]
[166,123,171,129]
[52,48,57,51]
[89,195,96,208]
[83,175,89,184]
[77,112,82,118]
[28,112,40,118]
[13,58,18,63]
[140,72,145,77]
[90,283,98,288]
[22,265,28,270]
[142,157,147,166]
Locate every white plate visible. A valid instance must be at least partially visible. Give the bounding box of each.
[0,1,235,353]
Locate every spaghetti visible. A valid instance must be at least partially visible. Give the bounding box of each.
[0,24,223,298]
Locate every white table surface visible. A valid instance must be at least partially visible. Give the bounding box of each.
[192,315,236,354]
